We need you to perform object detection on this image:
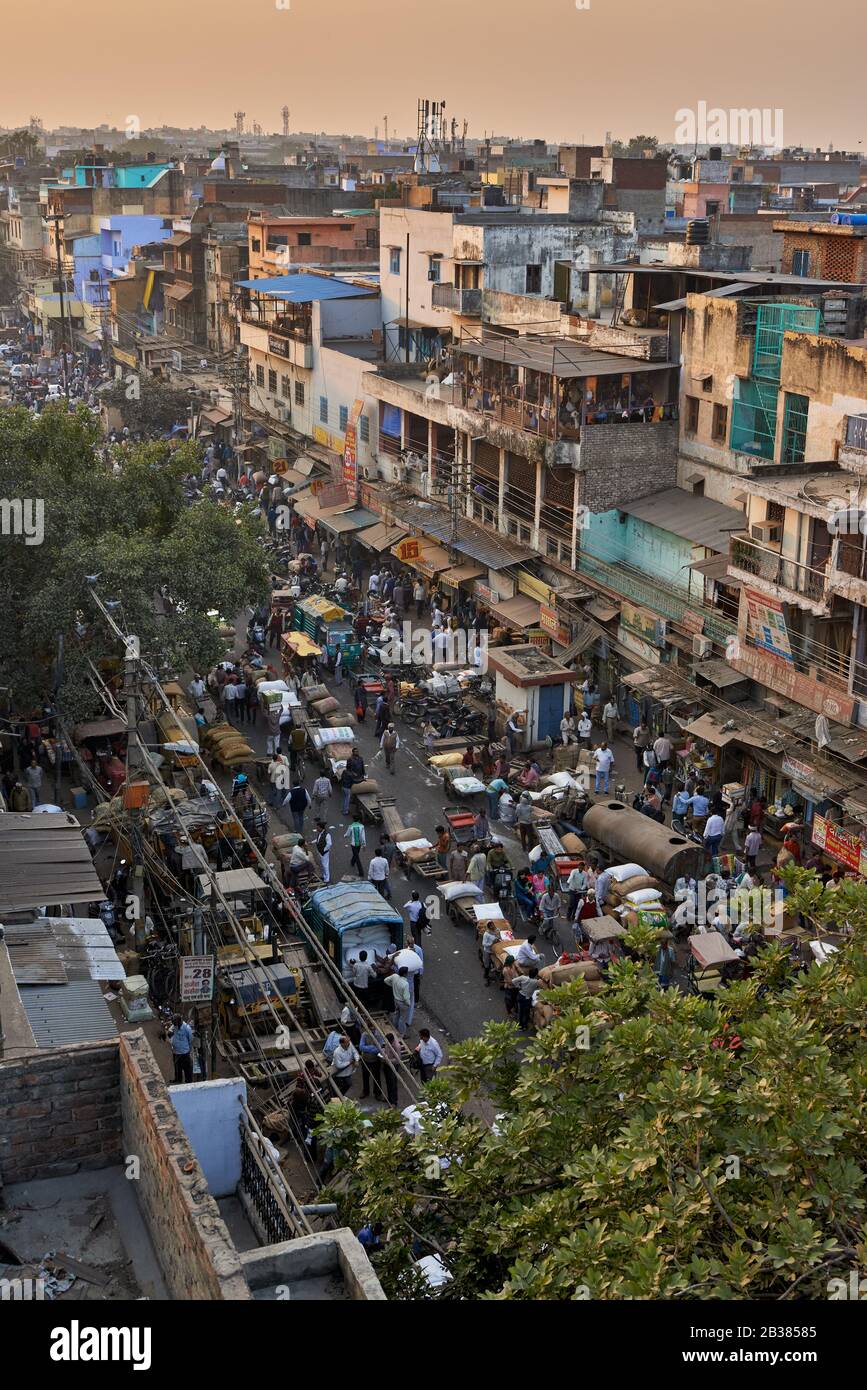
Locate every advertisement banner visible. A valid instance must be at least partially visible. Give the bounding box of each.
[730,644,855,724]
[744,586,793,662]
[539,605,570,645]
[343,398,364,488]
[621,600,667,648]
[179,955,215,1003]
[812,814,867,876]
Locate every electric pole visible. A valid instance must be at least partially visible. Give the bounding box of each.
[46,213,70,397]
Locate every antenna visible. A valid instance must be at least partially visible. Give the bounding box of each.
[384,114,389,149]
[234,111,245,138]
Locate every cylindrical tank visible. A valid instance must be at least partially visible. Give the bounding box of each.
[582,800,702,884]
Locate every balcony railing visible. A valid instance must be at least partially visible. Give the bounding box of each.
[431,283,482,315]
[730,533,829,602]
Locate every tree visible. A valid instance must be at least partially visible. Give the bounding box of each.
[101,377,194,436]
[0,405,269,722]
[609,134,660,158]
[317,873,867,1299]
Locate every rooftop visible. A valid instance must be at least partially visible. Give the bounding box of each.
[618,488,747,553]
[455,335,674,379]
[235,273,376,302]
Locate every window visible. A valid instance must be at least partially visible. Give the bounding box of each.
[685,395,700,434]
[251,238,261,252]
[691,478,705,497]
[255,363,265,387]
[712,402,728,442]
[281,375,291,398]
[782,393,808,464]
[705,201,720,217]
[792,249,811,277]
[428,256,441,283]
[339,405,349,432]
[525,264,542,293]
[359,414,369,444]
[766,501,786,524]
[389,247,401,275]
[268,369,277,394]
[295,380,305,406]
[319,395,328,423]
[298,232,311,247]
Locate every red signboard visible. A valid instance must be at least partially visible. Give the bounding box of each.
[343,398,363,489]
[395,537,421,563]
[730,644,855,724]
[812,814,867,875]
[539,604,570,645]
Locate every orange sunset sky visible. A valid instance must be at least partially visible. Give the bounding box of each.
[2,0,865,149]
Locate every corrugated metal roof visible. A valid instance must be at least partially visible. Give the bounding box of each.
[235,273,374,303]
[19,979,118,1048]
[455,336,674,380]
[619,488,745,553]
[0,813,105,915]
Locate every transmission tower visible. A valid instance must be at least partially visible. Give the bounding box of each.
[234,111,245,138]
[282,105,290,138]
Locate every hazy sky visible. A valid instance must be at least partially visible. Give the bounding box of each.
[3,0,866,150]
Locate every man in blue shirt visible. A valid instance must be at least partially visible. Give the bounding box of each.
[170,1014,194,1084]
[688,784,710,834]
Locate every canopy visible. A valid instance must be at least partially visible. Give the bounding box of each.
[357,521,408,552]
[281,631,323,659]
[439,561,485,588]
[689,932,740,967]
[486,595,542,630]
[318,507,379,536]
[392,540,451,577]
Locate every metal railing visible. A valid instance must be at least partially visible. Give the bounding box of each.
[431,283,482,315]
[845,414,867,451]
[238,1103,312,1247]
[730,533,829,602]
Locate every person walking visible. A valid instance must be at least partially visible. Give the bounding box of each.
[384,966,412,1035]
[414,1029,443,1083]
[577,710,593,749]
[481,923,500,984]
[284,780,310,834]
[234,675,248,724]
[467,845,488,891]
[506,713,523,757]
[593,741,614,794]
[703,810,725,865]
[267,752,290,807]
[413,577,426,618]
[514,968,539,1031]
[405,891,427,938]
[330,1035,360,1096]
[653,731,672,773]
[358,1026,385,1099]
[378,1032,401,1106]
[24,758,44,806]
[744,825,763,871]
[602,696,618,745]
[368,848,390,897]
[188,673,206,714]
[408,935,424,1004]
[222,675,238,724]
[169,1014,194,1084]
[633,720,651,772]
[380,723,400,775]
[447,844,468,882]
[333,646,343,687]
[314,820,333,884]
[345,817,366,875]
[311,771,332,821]
[374,699,391,740]
[515,792,535,852]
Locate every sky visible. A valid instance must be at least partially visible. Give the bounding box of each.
[2,0,866,151]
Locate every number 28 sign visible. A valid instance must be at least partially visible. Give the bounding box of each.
[180,955,215,1003]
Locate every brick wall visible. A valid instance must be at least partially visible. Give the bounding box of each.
[0,1041,122,1185]
[118,1032,251,1301]
[579,420,679,513]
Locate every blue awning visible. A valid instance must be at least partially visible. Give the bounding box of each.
[234,273,375,303]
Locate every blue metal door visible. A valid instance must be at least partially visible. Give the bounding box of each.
[537,683,563,742]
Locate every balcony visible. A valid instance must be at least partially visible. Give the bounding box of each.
[729,533,830,611]
[431,283,482,316]
[239,314,313,369]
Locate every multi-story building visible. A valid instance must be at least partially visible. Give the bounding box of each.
[246,213,379,280]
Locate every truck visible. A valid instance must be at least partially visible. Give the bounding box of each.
[302,879,405,979]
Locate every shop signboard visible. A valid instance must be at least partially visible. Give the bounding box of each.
[395,537,422,563]
[812,814,867,876]
[539,604,570,646]
[476,582,499,604]
[730,644,855,724]
[621,599,667,648]
[526,628,549,649]
[342,398,363,488]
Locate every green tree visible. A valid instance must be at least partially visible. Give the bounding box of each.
[101,377,194,436]
[609,134,660,158]
[0,405,269,721]
[318,881,867,1299]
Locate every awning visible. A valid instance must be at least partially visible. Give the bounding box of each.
[357,521,408,552]
[319,507,380,536]
[691,659,750,690]
[689,554,734,582]
[586,598,620,623]
[392,541,451,577]
[684,713,768,750]
[292,454,318,478]
[439,562,485,588]
[201,406,232,426]
[0,813,106,915]
[486,595,542,630]
[74,718,127,742]
[164,282,193,302]
[294,495,354,523]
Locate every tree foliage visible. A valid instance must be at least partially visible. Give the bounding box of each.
[319,873,867,1299]
[0,404,269,721]
[608,134,660,158]
[101,377,193,436]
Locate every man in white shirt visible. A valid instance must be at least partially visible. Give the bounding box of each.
[188,674,206,713]
[222,679,238,722]
[368,851,391,898]
[602,698,618,744]
[515,935,544,971]
[267,753,290,807]
[560,713,577,746]
[368,570,380,595]
[405,892,425,930]
[349,951,374,1007]
[380,723,400,775]
[653,733,672,770]
[415,1029,443,1083]
[593,741,615,794]
[384,966,412,1035]
[703,811,726,861]
[314,820,333,884]
[577,711,592,747]
[330,1035,360,1095]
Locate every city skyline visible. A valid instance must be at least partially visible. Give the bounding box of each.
[3,0,866,150]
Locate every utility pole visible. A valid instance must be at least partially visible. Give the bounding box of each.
[404,231,410,363]
[47,213,69,397]
[53,634,64,806]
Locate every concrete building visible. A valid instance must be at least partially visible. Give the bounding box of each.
[246,213,378,279]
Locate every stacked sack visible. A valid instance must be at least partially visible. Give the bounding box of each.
[604,864,668,928]
[201,721,255,765]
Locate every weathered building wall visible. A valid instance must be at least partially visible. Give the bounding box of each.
[0,1041,122,1185]
[118,1031,251,1301]
[579,420,679,512]
[781,334,867,461]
